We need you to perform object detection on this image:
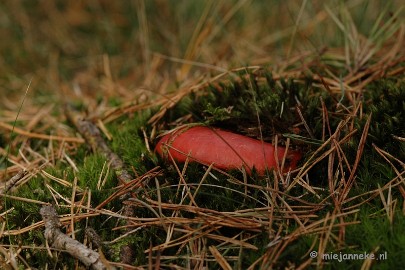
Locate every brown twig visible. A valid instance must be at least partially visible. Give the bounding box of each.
[64,104,133,185]
[64,104,136,265]
[0,170,28,195]
[40,205,113,270]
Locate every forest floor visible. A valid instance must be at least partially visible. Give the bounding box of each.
[0,1,404,269]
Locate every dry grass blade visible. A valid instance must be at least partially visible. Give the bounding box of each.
[0,122,84,144]
[209,245,232,270]
[288,119,357,194]
[340,113,372,203]
[377,184,396,224]
[265,209,360,267]
[0,246,19,270]
[342,170,405,211]
[94,167,161,210]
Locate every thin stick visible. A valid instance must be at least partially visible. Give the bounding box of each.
[40,205,113,270]
[64,104,136,265]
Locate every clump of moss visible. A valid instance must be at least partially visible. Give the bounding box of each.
[361,79,405,160]
[184,72,303,139]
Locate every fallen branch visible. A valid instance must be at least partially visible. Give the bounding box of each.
[0,170,28,194]
[64,104,136,265]
[64,105,133,184]
[40,205,113,270]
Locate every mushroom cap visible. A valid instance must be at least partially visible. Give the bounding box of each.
[156,126,301,175]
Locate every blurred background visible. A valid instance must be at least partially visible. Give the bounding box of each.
[0,0,402,108]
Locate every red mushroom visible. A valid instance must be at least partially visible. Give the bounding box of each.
[155,126,301,175]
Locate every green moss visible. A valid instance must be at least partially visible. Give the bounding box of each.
[77,154,113,189]
[361,79,405,160]
[336,210,405,269]
[167,71,305,141]
[108,109,158,174]
[265,208,405,269]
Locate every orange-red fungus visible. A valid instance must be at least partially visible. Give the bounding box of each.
[155,126,301,175]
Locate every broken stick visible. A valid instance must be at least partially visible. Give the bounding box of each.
[64,104,136,265]
[40,205,113,270]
